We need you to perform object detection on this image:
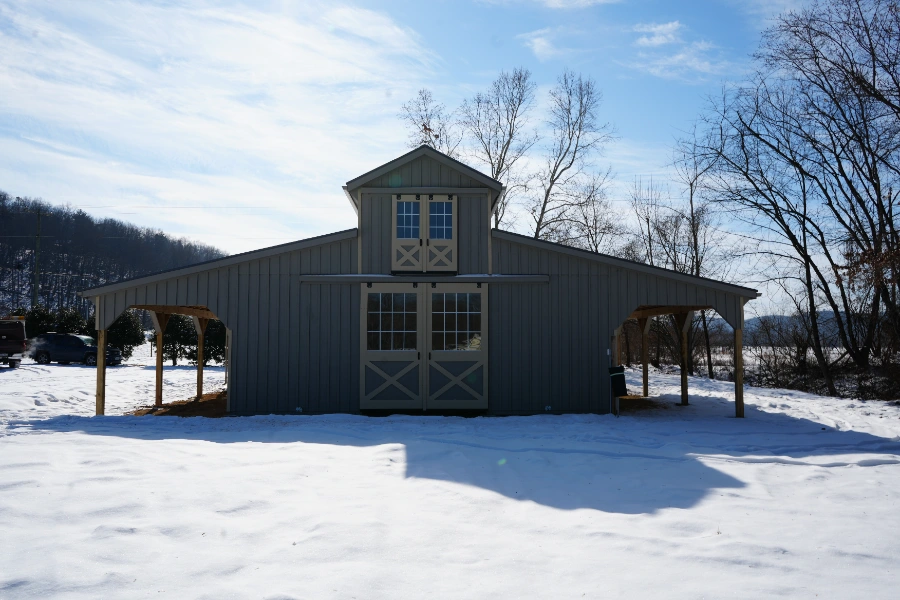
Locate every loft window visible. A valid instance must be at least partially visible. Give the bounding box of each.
[366,292,418,351]
[396,201,420,239]
[392,194,456,273]
[429,201,452,240]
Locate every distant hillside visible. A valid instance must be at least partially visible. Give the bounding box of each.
[0,191,225,314]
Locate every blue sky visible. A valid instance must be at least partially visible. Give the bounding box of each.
[0,0,797,254]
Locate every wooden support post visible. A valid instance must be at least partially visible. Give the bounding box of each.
[735,328,744,418]
[150,312,170,407]
[674,312,693,406]
[192,317,209,400]
[639,317,650,398]
[95,329,107,415]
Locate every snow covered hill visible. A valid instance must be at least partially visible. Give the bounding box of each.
[1,349,898,599]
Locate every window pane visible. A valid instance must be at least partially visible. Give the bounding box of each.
[404,293,417,312]
[432,314,444,332]
[367,332,380,350]
[396,201,420,239]
[470,293,481,312]
[366,290,419,351]
[432,293,444,312]
[404,332,417,350]
[429,201,452,240]
[432,332,444,351]
[445,293,456,312]
[469,313,481,333]
[445,313,456,332]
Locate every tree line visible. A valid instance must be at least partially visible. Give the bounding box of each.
[402,0,900,399]
[0,192,224,316]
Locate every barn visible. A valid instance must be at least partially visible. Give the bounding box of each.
[80,146,758,417]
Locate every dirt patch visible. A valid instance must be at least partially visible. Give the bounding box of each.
[129,390,227,418]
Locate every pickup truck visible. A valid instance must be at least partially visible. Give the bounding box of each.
[0,316,26,368]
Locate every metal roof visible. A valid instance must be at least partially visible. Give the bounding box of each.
[79,229,358,297]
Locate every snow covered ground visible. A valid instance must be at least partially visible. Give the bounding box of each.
[1,346,899,599]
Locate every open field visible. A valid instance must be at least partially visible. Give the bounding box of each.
[1,347,899,599]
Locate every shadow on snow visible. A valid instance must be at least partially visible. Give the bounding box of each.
[8,395,900,515]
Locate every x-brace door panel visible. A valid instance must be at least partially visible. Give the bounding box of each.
[391,195,423,272]
[359,282,488,410]
[360,282,423,409]
[426,283,488,410]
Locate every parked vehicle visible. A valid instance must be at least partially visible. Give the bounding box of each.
[27,333,123,366]
[0,316,26,368]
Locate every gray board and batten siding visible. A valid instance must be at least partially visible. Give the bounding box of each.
[488,230,755,415]
[86,230,362,416]
[82,145,756,417]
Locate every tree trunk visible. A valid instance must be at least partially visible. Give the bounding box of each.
[701,310,713,379]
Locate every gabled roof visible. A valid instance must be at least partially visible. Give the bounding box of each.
[345,145,504,197]
[78,229,358,297]
[492,229,760,299]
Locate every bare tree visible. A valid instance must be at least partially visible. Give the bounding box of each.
[691,0,900,393]
[399,89,462,158]
[528,70,614,243]
[628,176,666,267]
[459,68,539,228]
[673,127,722,378]
[570,170,621,253]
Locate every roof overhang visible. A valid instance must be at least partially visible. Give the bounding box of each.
[79,229,359,297]
[492,229,760,300]
[344,145,504,202]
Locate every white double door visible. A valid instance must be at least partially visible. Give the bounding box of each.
[360,281,487,410]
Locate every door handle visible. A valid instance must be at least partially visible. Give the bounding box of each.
[418,352,420,360]
[429,352,432,360]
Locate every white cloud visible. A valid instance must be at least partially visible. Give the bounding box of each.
[517,28,569,61]
[630,41,734,81]
[632,21,683,47]
[0,0,439,253]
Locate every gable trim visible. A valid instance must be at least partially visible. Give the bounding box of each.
[79,229,359,297]
[345,145,503,194]
[492,229,760,299]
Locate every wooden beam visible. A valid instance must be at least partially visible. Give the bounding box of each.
[193,317,209,400]
[735,328,745,418]
[152,312,170,407]
[673,312,693,406]
[639,317,650,398]
[133,304,216,320]
[95,329,107,416]
[629,304,712,320]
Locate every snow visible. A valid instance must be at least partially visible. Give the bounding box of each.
[1,345,899,598]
